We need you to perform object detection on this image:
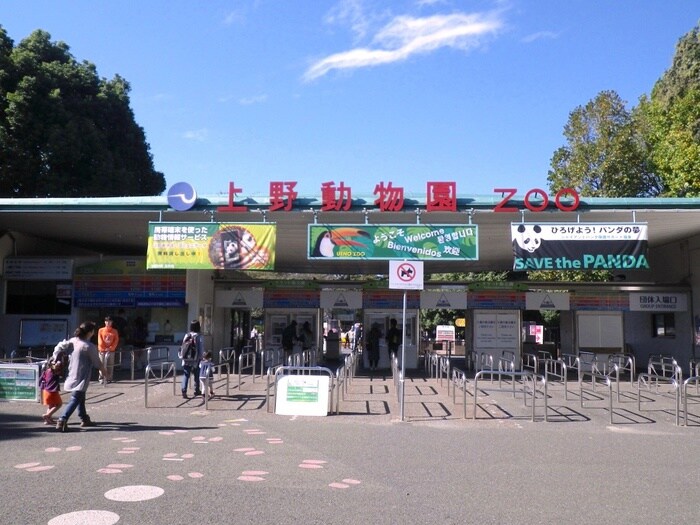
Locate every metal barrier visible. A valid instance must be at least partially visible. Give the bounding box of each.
[578,371,615,424]
[648,354,681,382]
[522,373,548,422]
[261,347,284,374]
[144,363,177,408]
[497,350,518,394]
[439,356,451,392]
[638,372,680,425]
[544,357,572,400]
[146,346,173,379]
[238,351,257,388]
[472,370,543,422]
[463,350,477,372]
[219,346,237,373]
[451,367,469,419]
[683,376,700,426]
[265,365,284,413]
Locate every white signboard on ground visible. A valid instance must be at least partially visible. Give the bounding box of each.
[275,375,330,416]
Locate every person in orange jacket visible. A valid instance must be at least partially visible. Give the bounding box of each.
[98,316,120,383]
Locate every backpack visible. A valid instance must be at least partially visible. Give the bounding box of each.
[179,333,198,361]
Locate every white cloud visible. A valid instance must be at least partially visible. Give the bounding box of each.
[522,31,559,44]
[324,0,372,40]
[223,9,245,26]
[238,94,269,105]
[183,129,209,142]
[303,11,504,82]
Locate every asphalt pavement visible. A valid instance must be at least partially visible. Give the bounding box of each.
[2,362,700,525]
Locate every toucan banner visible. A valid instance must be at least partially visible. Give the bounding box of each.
[308,224,478,260]
[147,222,276,270]
[511,222,649,271]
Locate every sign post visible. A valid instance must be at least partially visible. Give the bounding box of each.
[389,260,424,421]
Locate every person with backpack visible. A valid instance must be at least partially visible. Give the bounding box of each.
[179,320,204,399]
[39,359,64,425]
[55,321,109,432]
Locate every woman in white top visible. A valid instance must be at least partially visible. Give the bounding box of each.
[56,321,108,432]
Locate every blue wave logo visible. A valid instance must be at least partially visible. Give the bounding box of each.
[167,182,197,211]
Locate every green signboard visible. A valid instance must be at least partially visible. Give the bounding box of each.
[0,364,40,402]
[308,224,478,261]
[147,222,276,270]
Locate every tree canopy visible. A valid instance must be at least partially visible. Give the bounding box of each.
[547,90,660,197]
[0,27,165,197]
[548,23,700,200]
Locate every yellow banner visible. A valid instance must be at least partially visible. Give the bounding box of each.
[147,222,276,270]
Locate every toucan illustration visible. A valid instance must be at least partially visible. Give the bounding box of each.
[312,228,371,257]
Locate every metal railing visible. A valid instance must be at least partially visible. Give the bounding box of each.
[144,363,177,407]
[238,351,257,389]
[472,370,544,422]
[638,371,680,425]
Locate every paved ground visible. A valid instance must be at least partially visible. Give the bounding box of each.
[3,362,700,525]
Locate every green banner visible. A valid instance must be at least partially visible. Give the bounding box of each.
[147,222,276,270]
[308,224,478,260]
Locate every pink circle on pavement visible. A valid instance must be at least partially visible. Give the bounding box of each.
[167,475,184,481]
[45,447,62,453]
[188,472,204,478]
[98,468,123,474]
[329,482,350,489]
[27,465,55,472]
[245,450,265,456]
[48,510,120,525]
[14,462,40,469]
[299,464,323,469]
[104,485,164,502]
[238,475,265,482]
[65,446,82,452]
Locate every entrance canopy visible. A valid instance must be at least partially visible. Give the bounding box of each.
[1,194,700,276]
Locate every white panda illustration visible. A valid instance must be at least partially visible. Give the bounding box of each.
[514,224,542,253]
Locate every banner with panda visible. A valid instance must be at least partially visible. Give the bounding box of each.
[511,222,649,271]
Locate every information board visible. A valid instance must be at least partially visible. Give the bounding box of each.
[19,319,68,347]
[0,364,40,402]
[275,375,330,416]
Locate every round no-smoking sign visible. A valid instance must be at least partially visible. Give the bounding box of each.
[389,260,424,290]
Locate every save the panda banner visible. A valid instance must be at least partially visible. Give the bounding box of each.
[147,222,276,270]
[511,223,649,271]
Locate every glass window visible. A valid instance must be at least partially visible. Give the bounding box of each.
[652,313,675,338]
[5,281,72,315]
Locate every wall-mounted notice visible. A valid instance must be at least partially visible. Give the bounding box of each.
[0,364,40,402]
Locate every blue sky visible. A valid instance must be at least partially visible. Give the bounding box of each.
[1,1,698,200]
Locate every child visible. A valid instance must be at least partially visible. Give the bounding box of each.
[40,360,63,425]
[198,351,215,398]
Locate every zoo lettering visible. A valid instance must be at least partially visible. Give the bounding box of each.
[494,188,580,213]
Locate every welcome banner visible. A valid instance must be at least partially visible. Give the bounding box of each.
[147,222,276,270]
[511,223,649,271]
[308,224,478,261]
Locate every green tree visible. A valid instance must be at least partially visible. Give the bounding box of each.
[0,28,164,197]
[547,90,660,197]
[637,24,700,197]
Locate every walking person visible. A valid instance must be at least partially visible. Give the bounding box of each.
[55,322,109,432]
[386,318,402,358]
[97,316,119,383]
[179,320,204,399]
[39,359,64,425]
[366,323,381,371]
